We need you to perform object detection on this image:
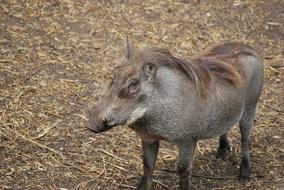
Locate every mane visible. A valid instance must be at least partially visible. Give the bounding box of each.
[148,45,245,97]
[206,42,259,58]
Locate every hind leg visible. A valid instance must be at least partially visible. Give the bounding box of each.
[216,133,230,160]
[239,105,256,181]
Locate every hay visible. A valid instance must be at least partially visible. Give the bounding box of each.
[0,0,283,189]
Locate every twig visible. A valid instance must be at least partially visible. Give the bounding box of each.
[13,130,65,157]
[271,64,284,69]
[50,155,102,176]
[192,174,234,180]
[0,130,10,139]
[44,110,63,118]
[197,141,204,155]
[118,183,136,189]
[32,120,60,140]
[158,169,177,173]
[105,161,129,173]
[74,113,89,121]
[99,148,128,162]
[153,180,173,190]
[0,123,16,127]
[22,67,43,84]
[159,169,233,180]
[76,178,98,190]
[0,185,13,189]
[103,156,107,176]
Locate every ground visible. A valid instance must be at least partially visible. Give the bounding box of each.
[0,0,283,189]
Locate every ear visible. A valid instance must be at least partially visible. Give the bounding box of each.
[124,36,134,59]
[143,63,157,81]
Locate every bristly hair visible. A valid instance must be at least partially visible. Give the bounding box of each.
[146,42,253,98]
[148,49,211,97]
[206,42,259,58]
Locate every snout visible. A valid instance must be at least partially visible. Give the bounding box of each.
[86,117,114,133]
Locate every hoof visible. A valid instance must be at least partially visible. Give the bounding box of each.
[137,176,152,190]
[216,144,230,160]
[239,157,250,181]
[239,172,250,181]
[179,183,194,190]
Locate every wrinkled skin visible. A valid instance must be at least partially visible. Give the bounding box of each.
[87,51,157,133]
[87,42,264,190]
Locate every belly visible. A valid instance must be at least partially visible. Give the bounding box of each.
[200,114,242,139]
[196,104,244,139]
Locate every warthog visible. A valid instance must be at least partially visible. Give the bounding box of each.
[87,41,264,190]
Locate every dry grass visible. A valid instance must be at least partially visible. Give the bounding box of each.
[0,0,283,189]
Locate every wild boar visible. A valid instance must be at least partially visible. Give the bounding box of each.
[87,41,264,190]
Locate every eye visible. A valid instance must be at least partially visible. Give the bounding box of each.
[127,79,140,95]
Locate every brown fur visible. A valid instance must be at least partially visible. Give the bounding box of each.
[117,42,257,98]
[207,41,259,57]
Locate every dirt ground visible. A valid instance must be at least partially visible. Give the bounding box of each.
[0,0,283,189]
